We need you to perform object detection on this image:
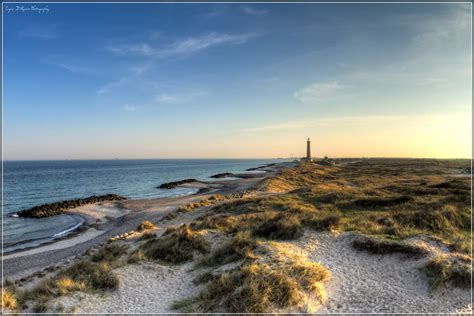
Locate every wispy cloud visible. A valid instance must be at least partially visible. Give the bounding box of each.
[46,57,96,74]
[99,32,260,94]
[205,9,225,18]
[161,32,256,57]
[105,32,258,58]
[123,105,138,112]
[98,63,150,95]
[154,91,208,104]
[241,6,268,16]
[294,81,341,103]
[19,25,58,39]
[106,43,154,56]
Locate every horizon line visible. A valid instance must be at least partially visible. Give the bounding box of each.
[2,156,471,162]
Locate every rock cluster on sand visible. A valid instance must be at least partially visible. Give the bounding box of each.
[16,194,127,218]
[210,172,234,178]
[157,179,199,189]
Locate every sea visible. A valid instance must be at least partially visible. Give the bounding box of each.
[3,159,286,253]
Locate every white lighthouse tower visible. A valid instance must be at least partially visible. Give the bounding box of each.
[306,138,312,161]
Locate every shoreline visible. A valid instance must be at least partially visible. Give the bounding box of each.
[3,161,295,278]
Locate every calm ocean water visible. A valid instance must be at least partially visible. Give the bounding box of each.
[3,159,284,252]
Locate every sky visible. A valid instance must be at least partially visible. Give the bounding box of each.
[3,2,472,160]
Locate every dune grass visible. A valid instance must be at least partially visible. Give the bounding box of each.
[351,236,426,256]
[7,244,124,312]
[136,220,156,232]
[198,231,259,267]
[90,244,128,266]
[1,287,18,311]
[254,159,471,253]
[422,254,472,290]
[178,242,330,313]
[140,224,210,264]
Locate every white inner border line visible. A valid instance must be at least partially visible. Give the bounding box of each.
[1,1,472,314]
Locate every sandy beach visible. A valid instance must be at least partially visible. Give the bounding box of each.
[2,160,471,314]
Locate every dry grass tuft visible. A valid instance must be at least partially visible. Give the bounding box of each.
[2,288,18,311]
[141,224,209,264]
[199,231,259,267]
[90,244,128,266]
[54,277,86,295]
[252,213,303,240]
[180,242,330,313]
[351,236,426,256]
[59,260,119,291]
[137,220,156,232]
[422,254,472,289]
[127,249,146,264]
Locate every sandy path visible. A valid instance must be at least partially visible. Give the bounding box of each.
[56,262,200,313]
[293,231,471,314]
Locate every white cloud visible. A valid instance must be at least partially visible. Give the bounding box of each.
[54,63,87,73]
[98,63,151,95]
[19,25,58,39]
[157,32,257,57]
[106,43,154,56]
[46,57,96,74]
[241,6,268,16]
[294,81,341,103]
[205,9,225,18]
[154,91,208,104]
[105,32,257,58]
[123,105,138,112]
[99,32,259,94]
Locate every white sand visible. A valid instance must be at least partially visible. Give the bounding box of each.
[292,231,472,314]
[56,262,200,313]
[52,231,471,314]
[69,202,130,224]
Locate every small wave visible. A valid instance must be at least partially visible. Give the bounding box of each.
[52,221,83,238]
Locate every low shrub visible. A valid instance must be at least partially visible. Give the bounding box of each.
[422,254,472,289]
[199,231,259,267]
[137,220,156,232]
[252,214,303,240]
[351,236,425,256]
[141,224,209,264]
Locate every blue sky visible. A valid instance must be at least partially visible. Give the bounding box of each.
[3,3,472,159]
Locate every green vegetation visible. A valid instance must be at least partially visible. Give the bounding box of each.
[199,231,259,267]
[140,224,210,264]
[351,236,426,256]
[3,243,125,312]
[422,254,472,290]
[90,244,128,266]
[177,243,330,313]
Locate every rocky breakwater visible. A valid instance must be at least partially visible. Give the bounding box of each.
[157,179,200,189]
[210,172,234,178]
[16,194,127,218]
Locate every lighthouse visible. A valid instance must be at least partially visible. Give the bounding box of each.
[306,138,311,161]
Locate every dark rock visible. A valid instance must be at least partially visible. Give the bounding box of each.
[246,166,262,171]
[16,194,127,218]
[210,172,234,178]
[158,179,199,189]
